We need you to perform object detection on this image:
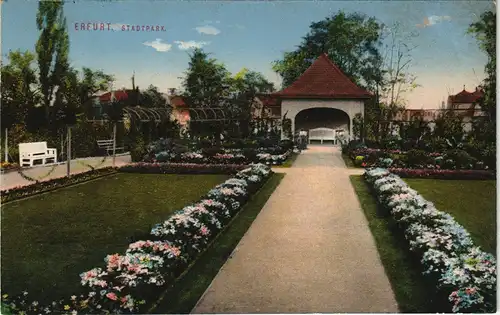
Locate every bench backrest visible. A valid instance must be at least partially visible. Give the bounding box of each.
[309,128,335,139]
[97,140,114,148]
[19,142,48,154]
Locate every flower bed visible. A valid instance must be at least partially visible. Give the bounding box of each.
[119,162,247,175]
[153,148,292,166]
[388,168,496,180]
[364,168,496,313]
[348,147,490,171]
[1,167,118,203]
[1,164,272,314]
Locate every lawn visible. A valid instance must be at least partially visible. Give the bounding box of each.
[350,175,433,313]
[151,173,285,313]
[351,175,497,312]
[404,178,496,255]
[1,173,230,304]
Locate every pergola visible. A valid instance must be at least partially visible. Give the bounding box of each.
[184,107,242,122]
[122,106,171,123]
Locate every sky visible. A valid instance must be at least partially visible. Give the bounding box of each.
[2,0,495,109]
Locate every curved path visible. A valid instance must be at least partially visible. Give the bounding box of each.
[192,145,398,313]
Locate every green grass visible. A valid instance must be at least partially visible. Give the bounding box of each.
[151,173,285,314]
[350,175,435,313]
[1,173,230,304]
[404,179,496,255]
[275,152,300,168]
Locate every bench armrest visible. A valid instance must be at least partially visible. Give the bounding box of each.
[46,148,57,155]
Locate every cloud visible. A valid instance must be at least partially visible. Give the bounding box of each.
[416,15,451,28]
[174,40,210,50]
[195,25,221,35]
[143,39,172,52]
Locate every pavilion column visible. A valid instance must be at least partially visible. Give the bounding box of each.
[349,115,354,141]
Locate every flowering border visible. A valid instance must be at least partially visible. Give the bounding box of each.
[364,168,496,313]
[388,168,496,180]
[1,167,118,203]
[1,164,273,314]
[152,148,292,166]
[118,162,248,175]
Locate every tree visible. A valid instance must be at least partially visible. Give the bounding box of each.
[364,23,420,141]
[79,67,114,116]
[1,50,39,130]
[272,11,383,88]
[36,0,70,127]
[468,10,496,124]
[228,68,276,137]
[141,85,168,108]
[181,48,231,108]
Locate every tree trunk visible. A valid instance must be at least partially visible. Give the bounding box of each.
[4,128,8,162]
[112,122,117,167]
[66,126,71,177]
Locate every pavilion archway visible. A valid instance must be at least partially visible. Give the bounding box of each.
[295,107,350,145]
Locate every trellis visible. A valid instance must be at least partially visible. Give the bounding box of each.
[185,107,241,122]
[122,107,171,123]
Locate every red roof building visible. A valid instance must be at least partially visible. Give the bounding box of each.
[447,87,484,107]
[271,54,370,141]
[98,90,131,102]
[273,53,372,99]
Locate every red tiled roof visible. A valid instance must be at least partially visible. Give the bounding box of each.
[256,94,279,106]
[448,88,484,104]
[169,95,187,108]
[273,53,372,99]
[99,90,130,102]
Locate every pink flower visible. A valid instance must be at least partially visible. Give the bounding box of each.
[465,288,476,295]
[200,226,210,236]
[106,292,118,301]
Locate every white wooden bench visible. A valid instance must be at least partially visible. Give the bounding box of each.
[97,139,124,155]
[19,142,57,167]
[308,127,335,144]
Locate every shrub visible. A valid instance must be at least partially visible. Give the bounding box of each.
[130,137,147,162]
[279,139,294,151]
[444,149,476,170]
[406,149,431,167]
[380,136,401,150]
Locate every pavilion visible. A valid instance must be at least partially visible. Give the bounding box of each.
[271,53,372,143]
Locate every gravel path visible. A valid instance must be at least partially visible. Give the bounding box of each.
[0,154,131,190]
[192,145,399,313]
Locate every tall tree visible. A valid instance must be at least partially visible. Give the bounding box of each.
[1,50,39,129]
[228,68,276,137]
[367,23,420,139]
[468,10,496,124]
[181,48,231,108]
[36,0,70,126]
[141,85,168,108]
[272,11,383,88]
